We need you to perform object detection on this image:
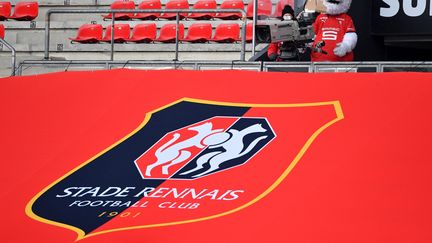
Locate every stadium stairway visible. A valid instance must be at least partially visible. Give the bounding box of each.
[0,0,281,76]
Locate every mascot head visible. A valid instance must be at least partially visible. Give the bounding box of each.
[323,0,352,15]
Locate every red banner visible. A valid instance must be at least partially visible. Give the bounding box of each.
[1,70,432,243]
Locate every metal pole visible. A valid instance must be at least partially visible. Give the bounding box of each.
[252,0,258,56]
[175,12,180,61]
[240,17,246,61]
[378,63,383,72]
[17,63,22,76]
[0,39,16,76]
[110,14,115,61]
[44,10,51,60]
[11,48,16,76]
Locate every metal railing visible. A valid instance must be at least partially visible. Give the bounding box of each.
[16,60,263,75]
[252,0,258,56]
[263,61,432,72]
[0,38,17,76]
[15,60,432,76]
[44,9,248,61]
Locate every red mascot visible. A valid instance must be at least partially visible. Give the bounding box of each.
[311,0,357,61]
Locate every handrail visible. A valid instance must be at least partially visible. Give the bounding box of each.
[252,0,258,56]
[0,38,17,76]
[44,9,248,61]
[16,60,432,76]
[16,60,263,75]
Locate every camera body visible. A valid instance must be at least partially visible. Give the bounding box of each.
[255,11,318,61]
[255,12,316,44]
[255,20,302,43]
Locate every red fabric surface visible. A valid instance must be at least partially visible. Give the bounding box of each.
[1,69,432,243]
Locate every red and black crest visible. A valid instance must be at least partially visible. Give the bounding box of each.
[135,116,275,180]
[26,98,343,240]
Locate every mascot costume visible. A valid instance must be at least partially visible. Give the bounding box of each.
[311,0,357,61]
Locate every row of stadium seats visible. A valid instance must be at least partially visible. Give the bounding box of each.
[70,22,253,43]
[68,0,264,45]
[104,0,241,20]
[102,0,292,20]
[0,0,291,22]
[0,2,38,21]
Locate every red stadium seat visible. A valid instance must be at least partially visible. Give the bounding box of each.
[134,0,161,20]
[155,23,184,43]
[0,2,12,21]
[188,0,217,20]
[211,23,240,43]
[69,24,103,44]
[246,22,253,43]
[247,0,272,19]
[273,0,294,17]
[0,24,4,39]
[101,24,131,43]
[127,23,157,43]
[159,0,189,20]
[102,0,135,20]
[215,0,244,20]
[9,2,38,21]
[181,23,212,43]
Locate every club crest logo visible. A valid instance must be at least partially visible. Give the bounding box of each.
[26,98,343,240]
[135,117,275,180]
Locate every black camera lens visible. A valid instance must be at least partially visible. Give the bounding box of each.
[255,25,271,43]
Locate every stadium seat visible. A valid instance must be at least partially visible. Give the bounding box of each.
[247,0,272,19]
[155,23,185,43]
[102,0,135,20]
[134,0,161,20]
[181,23,212,43]
[159,0,189,20]
[0,24,4,39]
[9,2,38,21]
[273,0,294,17]
[211,23,240,43]
[100,24,131,43]
[0,2,12,21]
[188,0,217,20]
[215,0,244,20]
[69,24,103,44]
[127,23,157,43]
[246,22,253,43]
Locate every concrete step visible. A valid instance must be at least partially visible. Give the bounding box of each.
[1,41,254,52]
[0,51,255,77]
[8,0,99,5]
[0,53,42,77]
[0,42,30,51]
[2,24,256,51]
[2,19,247,30]
[0,50,260,78]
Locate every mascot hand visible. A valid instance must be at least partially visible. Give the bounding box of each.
[333,42,349,57]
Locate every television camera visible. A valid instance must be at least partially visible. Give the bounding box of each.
[255,11,323,61]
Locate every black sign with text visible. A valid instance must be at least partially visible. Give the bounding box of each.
[372,0,432,35]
